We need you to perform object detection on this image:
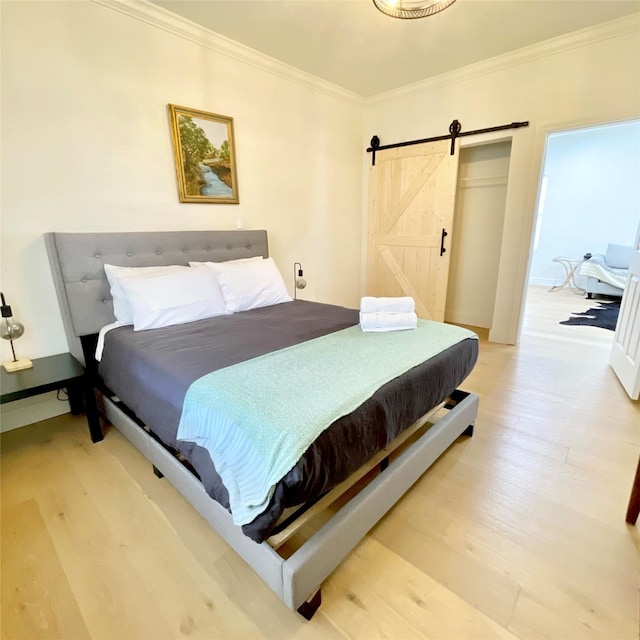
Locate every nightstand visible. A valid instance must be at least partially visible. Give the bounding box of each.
[0,352,102,442]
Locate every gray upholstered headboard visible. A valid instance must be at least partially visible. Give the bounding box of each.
[45,230,269,364]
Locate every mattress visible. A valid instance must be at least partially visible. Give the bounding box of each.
[99,300,478,542]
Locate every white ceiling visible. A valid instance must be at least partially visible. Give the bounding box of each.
[151,0,640,96]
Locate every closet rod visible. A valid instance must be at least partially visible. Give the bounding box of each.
[367,119,529,165]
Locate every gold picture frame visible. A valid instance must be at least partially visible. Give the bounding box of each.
[168,104,239,204]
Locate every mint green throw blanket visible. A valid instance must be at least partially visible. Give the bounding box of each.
[177,320,477,526]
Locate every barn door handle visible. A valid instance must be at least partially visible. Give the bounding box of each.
[440,228,448,256]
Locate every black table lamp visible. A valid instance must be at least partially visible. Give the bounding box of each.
[293,262,307,300]
[1,292,32,372]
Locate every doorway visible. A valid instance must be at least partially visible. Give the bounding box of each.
[523,120,640,344]
[445,140,512,330]
[528,121,639,291]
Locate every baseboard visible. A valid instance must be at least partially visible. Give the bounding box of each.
[444,310,491,329]
[528,277,556,287]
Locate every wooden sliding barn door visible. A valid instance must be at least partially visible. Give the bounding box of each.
[367,141,459,322]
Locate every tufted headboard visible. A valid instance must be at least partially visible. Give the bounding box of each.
[45,230,269,364]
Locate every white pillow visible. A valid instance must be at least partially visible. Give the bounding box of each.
[215,257,292,312]
[189,255,262,272]
[605,244,633,269]
[118,265,229,331]
[104,264,187,324]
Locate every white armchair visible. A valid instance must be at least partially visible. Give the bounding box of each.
[580,243,632,299]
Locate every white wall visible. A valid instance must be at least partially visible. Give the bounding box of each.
[0,0,364,428]
[529,121,640,287]
[363,14,640,343]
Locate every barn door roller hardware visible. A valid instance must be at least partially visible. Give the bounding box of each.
[367,119,529,166]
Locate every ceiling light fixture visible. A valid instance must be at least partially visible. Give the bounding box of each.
[373,0,456,19]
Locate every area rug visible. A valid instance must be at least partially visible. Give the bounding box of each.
[559,299,620,331]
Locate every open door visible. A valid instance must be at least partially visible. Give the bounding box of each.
[367,141,459,322]
[610,227,640,400]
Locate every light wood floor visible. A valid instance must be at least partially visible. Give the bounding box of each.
[2,286,639,640]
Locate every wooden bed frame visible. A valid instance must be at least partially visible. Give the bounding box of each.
[45,229,479,619]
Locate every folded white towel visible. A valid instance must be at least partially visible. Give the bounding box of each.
[360,296,415,314]
[359,312,418,332]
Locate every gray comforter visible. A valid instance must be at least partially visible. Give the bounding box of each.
[99,300,478,542]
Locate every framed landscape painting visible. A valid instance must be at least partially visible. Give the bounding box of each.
[168,104,239,204]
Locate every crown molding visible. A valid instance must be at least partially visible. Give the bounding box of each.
[92,0,364,108]
[366,12,640,107]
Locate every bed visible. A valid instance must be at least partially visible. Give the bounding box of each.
[45,229,479,618]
